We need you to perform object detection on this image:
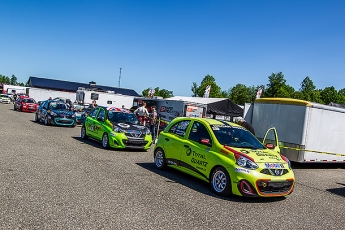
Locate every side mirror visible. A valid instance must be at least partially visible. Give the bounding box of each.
[265,143,275,149]
[199,138,211,146]
[97,117,105,122]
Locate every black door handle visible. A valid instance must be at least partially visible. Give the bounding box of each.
[165,138,169,141]
[184,145,189,148]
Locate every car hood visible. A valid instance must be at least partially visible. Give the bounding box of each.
[50,109,75,116]
[229,146,285,163]
[112,122,148,132]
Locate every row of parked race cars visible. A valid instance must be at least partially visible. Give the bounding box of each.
[3,94,295,198]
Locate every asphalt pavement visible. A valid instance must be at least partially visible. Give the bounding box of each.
[0,103,344,230]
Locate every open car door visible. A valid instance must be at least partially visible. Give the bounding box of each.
[262,127,280,153]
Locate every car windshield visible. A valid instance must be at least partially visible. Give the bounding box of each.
[23,98,36,103]
[108,111,140,125]
[49,102,68,110]
[211,125,264,149]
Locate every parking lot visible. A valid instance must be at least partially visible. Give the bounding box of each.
[0,103,344,229]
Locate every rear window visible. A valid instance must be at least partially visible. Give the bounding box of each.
[23,98,36,103]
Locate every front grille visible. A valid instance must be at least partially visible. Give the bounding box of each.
[54,118,75,125]
[123,137,148,148]
[260,169,289,176]
[125,130,145,138]
[257,180,293,194]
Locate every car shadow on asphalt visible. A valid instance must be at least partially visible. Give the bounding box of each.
[136,162,287,203]
[71,136,149,152]
[30,120,76,128]
[327,183,345,197]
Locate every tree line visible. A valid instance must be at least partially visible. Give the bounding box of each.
[143,72,345,106]
[0,74,26,86]
[3,72,343,106]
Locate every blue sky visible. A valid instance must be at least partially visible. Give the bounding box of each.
[1,0,344,96]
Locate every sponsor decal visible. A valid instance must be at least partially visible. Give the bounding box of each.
[235,168,250,174]
[167,160,177,166]
[191,158,208,167]
[186,148,192,156]
[220,149,229,155]
[265,163,285,169]
[118,123,130,129]
[240,150,250,154]
[196,166,206,172]
[192,151,206,159]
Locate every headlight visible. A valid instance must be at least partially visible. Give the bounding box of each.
[281,154,292,169]
[114,126,124,133]
[50,111,57,116]
[235,155,258,170]
[145,128,151,135]
[72,113,76,117]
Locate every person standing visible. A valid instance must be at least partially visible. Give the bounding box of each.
[134,102,149,126]
[149,106,159,143]
[234,117,255,136]
[91,100,98,108]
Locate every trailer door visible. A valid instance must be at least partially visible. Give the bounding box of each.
[262,127,280,153]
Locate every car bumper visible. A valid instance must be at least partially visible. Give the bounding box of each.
[229,165,295,197]
[52,117,76,126]
[108,132,153,150]
[22,107,38,112]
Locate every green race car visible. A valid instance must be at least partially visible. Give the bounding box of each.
[154,117,295,197]
[81,107,153,150]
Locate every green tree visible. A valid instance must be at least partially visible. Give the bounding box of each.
[320,86,339,104]
[196,74,222,98]
[10,74,18,85]
[338,88,345,105]
[142,87,173,98]
[264,72,294,98]
[191,82,198,97]
[0,74,10,84]
[228,84,253,105]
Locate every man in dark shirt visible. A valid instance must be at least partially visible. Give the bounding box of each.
[234,117,255,136]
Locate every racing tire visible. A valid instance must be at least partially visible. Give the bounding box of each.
[34,113,39,122]
[81,126,88,140]
[13,105,16,111]
[102,133,110,149]
[154,148,166,170]
[44,117,49,126]
[210,167,232,197]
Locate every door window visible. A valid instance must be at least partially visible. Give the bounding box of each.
[188,121,212,144]
[89,108,99,118]
[168,120,191,137]
[97,108,105,122]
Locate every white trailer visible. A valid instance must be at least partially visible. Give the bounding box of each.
[28,88,76,102]
[76,89,134,109]
[251,98,345,163]
[2,85,29,94]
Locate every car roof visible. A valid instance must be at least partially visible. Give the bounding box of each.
[106,107,132,113]
[172,117,242,128]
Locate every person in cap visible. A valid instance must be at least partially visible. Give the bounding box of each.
[234,117,255,136]
[149,105,159,143]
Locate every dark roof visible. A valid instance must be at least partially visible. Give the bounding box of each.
[27,76,140,97]
[206,99,244,117]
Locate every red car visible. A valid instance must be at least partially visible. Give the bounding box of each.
[14,97,38,112]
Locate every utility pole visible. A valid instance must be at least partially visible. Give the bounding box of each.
[118,67,122,87]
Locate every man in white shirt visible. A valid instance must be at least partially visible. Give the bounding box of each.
[134,102,149,126]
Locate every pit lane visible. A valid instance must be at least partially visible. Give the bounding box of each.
[0,103,344,229]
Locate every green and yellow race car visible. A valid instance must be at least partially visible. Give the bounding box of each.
[81,107,153,150]
[154,117,294,197]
